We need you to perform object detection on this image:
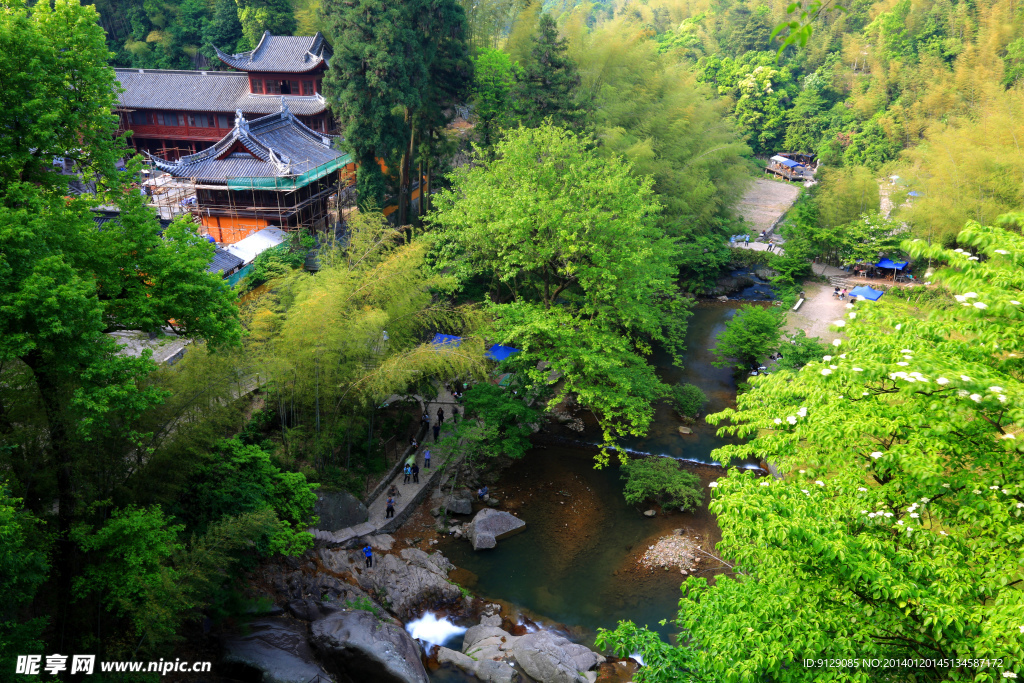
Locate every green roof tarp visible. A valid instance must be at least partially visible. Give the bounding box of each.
[226,153,352,191]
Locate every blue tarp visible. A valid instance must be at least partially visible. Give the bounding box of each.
[770,155,803,168]
[431,333,463,347]
[485,344,521,362]
[875,258,908,270]
[849,285,885,301]
[908,191,922,197]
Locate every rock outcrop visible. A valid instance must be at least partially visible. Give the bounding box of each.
[357,548,461,618]
[311,609,428,683]
[221,617,332,683]
[314,490,368,530]
[437,621,604,683]
[466,508,526,550]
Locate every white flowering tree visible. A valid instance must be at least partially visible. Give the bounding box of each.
[597,214,1024,681]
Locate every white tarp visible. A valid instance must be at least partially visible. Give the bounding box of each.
[226,226,288,265]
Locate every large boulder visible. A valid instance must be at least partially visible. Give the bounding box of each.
[357,548,460,618]
[311,609,428,683]
[443,490,474,516]
[511,632,588,683]
[466,509,526,550]
[314,490,368,530]
[455,623,603,683]
[220,617,331,683]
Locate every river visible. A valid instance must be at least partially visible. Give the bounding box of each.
[429,304,749,676]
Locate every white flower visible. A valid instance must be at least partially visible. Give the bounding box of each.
[900,349,913,353]
[802,489,809,495]
[858,487,868,492]
[1002,433,1016,439]
[816,480,824,486]
[708,481,718,488]
[954,248,965,253]
[903,355,913,360]
[906,377,918,383]
[773,418,782,425]
[998,395,1007,402]
[1011,301,1021,306]
[860,510,867,514]
[760,481,770,486]
[961,375,971,381]
[1003,489,1012,495]
[969,256,980,261]
[954,295,967,303]
[895,324,902,330]
[840,354,847,359]
[897,520,904,525]
[987,386,1004,392]
[965,292,978,298]
[838,395,844,399]
[921,497,930,503]
[849,312,856,319]
[942,483,950,488]
[862,391,869,395]
[787,415,798,425]
[970,394,983,402]
[821,369,832,376]
[833,339,842,347]
[870,452,883,459]
[853,367,864,372]
[883,512,893,517]
[1017,502,1024,509]
[1003,673,1017,679]
[936,377,950,385]
[990,485,1000,490]
[974,302,988,309]
[994,249,1009,255]
[910,513,919,518]
[1020,625,1024,634]
[973,490,982,494]
[897,361,909,366]
[830,365,838,369]
[925,271,934,277]
[834,320,846,327]
[868,512,876,518]
[797,406,808,417]
[823,355,833,362]
[845,303,854,309]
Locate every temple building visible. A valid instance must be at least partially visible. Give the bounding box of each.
[116,32,334,160]
[147,103,353,244]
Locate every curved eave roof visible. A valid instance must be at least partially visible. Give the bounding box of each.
[213,31,332,74]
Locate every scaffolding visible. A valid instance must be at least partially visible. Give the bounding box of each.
[164,162,357,244]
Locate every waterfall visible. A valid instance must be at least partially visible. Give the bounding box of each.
[405,612,467,648]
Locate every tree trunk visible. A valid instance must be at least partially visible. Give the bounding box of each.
[24,353,76,651]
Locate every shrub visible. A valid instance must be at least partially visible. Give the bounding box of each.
[777,330,827,371]
[621,457,703,511]
[669,383,707,417]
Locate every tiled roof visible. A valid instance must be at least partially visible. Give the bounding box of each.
[208,247,244,274]
[214,32,331,73]
[114,69,327,116]
[148,103,344,183]
[93,209,174,233]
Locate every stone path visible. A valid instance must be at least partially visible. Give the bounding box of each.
[313,386,465,546]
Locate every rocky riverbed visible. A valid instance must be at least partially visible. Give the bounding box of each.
[220,534,610,683]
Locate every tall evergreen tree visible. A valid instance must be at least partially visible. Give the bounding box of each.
[513,13,588,130]
[320,0,425,208]
[203,0,244,57]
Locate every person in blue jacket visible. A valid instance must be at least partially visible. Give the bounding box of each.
[363,545,373,568]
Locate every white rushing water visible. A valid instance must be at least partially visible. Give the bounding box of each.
[405,612,467,648]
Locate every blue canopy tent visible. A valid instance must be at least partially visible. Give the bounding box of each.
[849,285,885,301]
[430,333,463,347]
[875,258,908,271]
[485,344,521,362]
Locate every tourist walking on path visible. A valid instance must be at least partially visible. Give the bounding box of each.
[432,423,441,441]
[385,496,395,519]
[412,463,420,484]
[422,412,430,429]
[363,545,373,568]
[403,463,412,484]
[388,483,400,498]
[452,406,459,424]
[424,449,432,470]
[437,407,445,425]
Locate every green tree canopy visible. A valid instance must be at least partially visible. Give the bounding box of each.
[600,213,1024,681]
[429,124,689,453]
[711,305,784,371]
[512,13,588,130]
